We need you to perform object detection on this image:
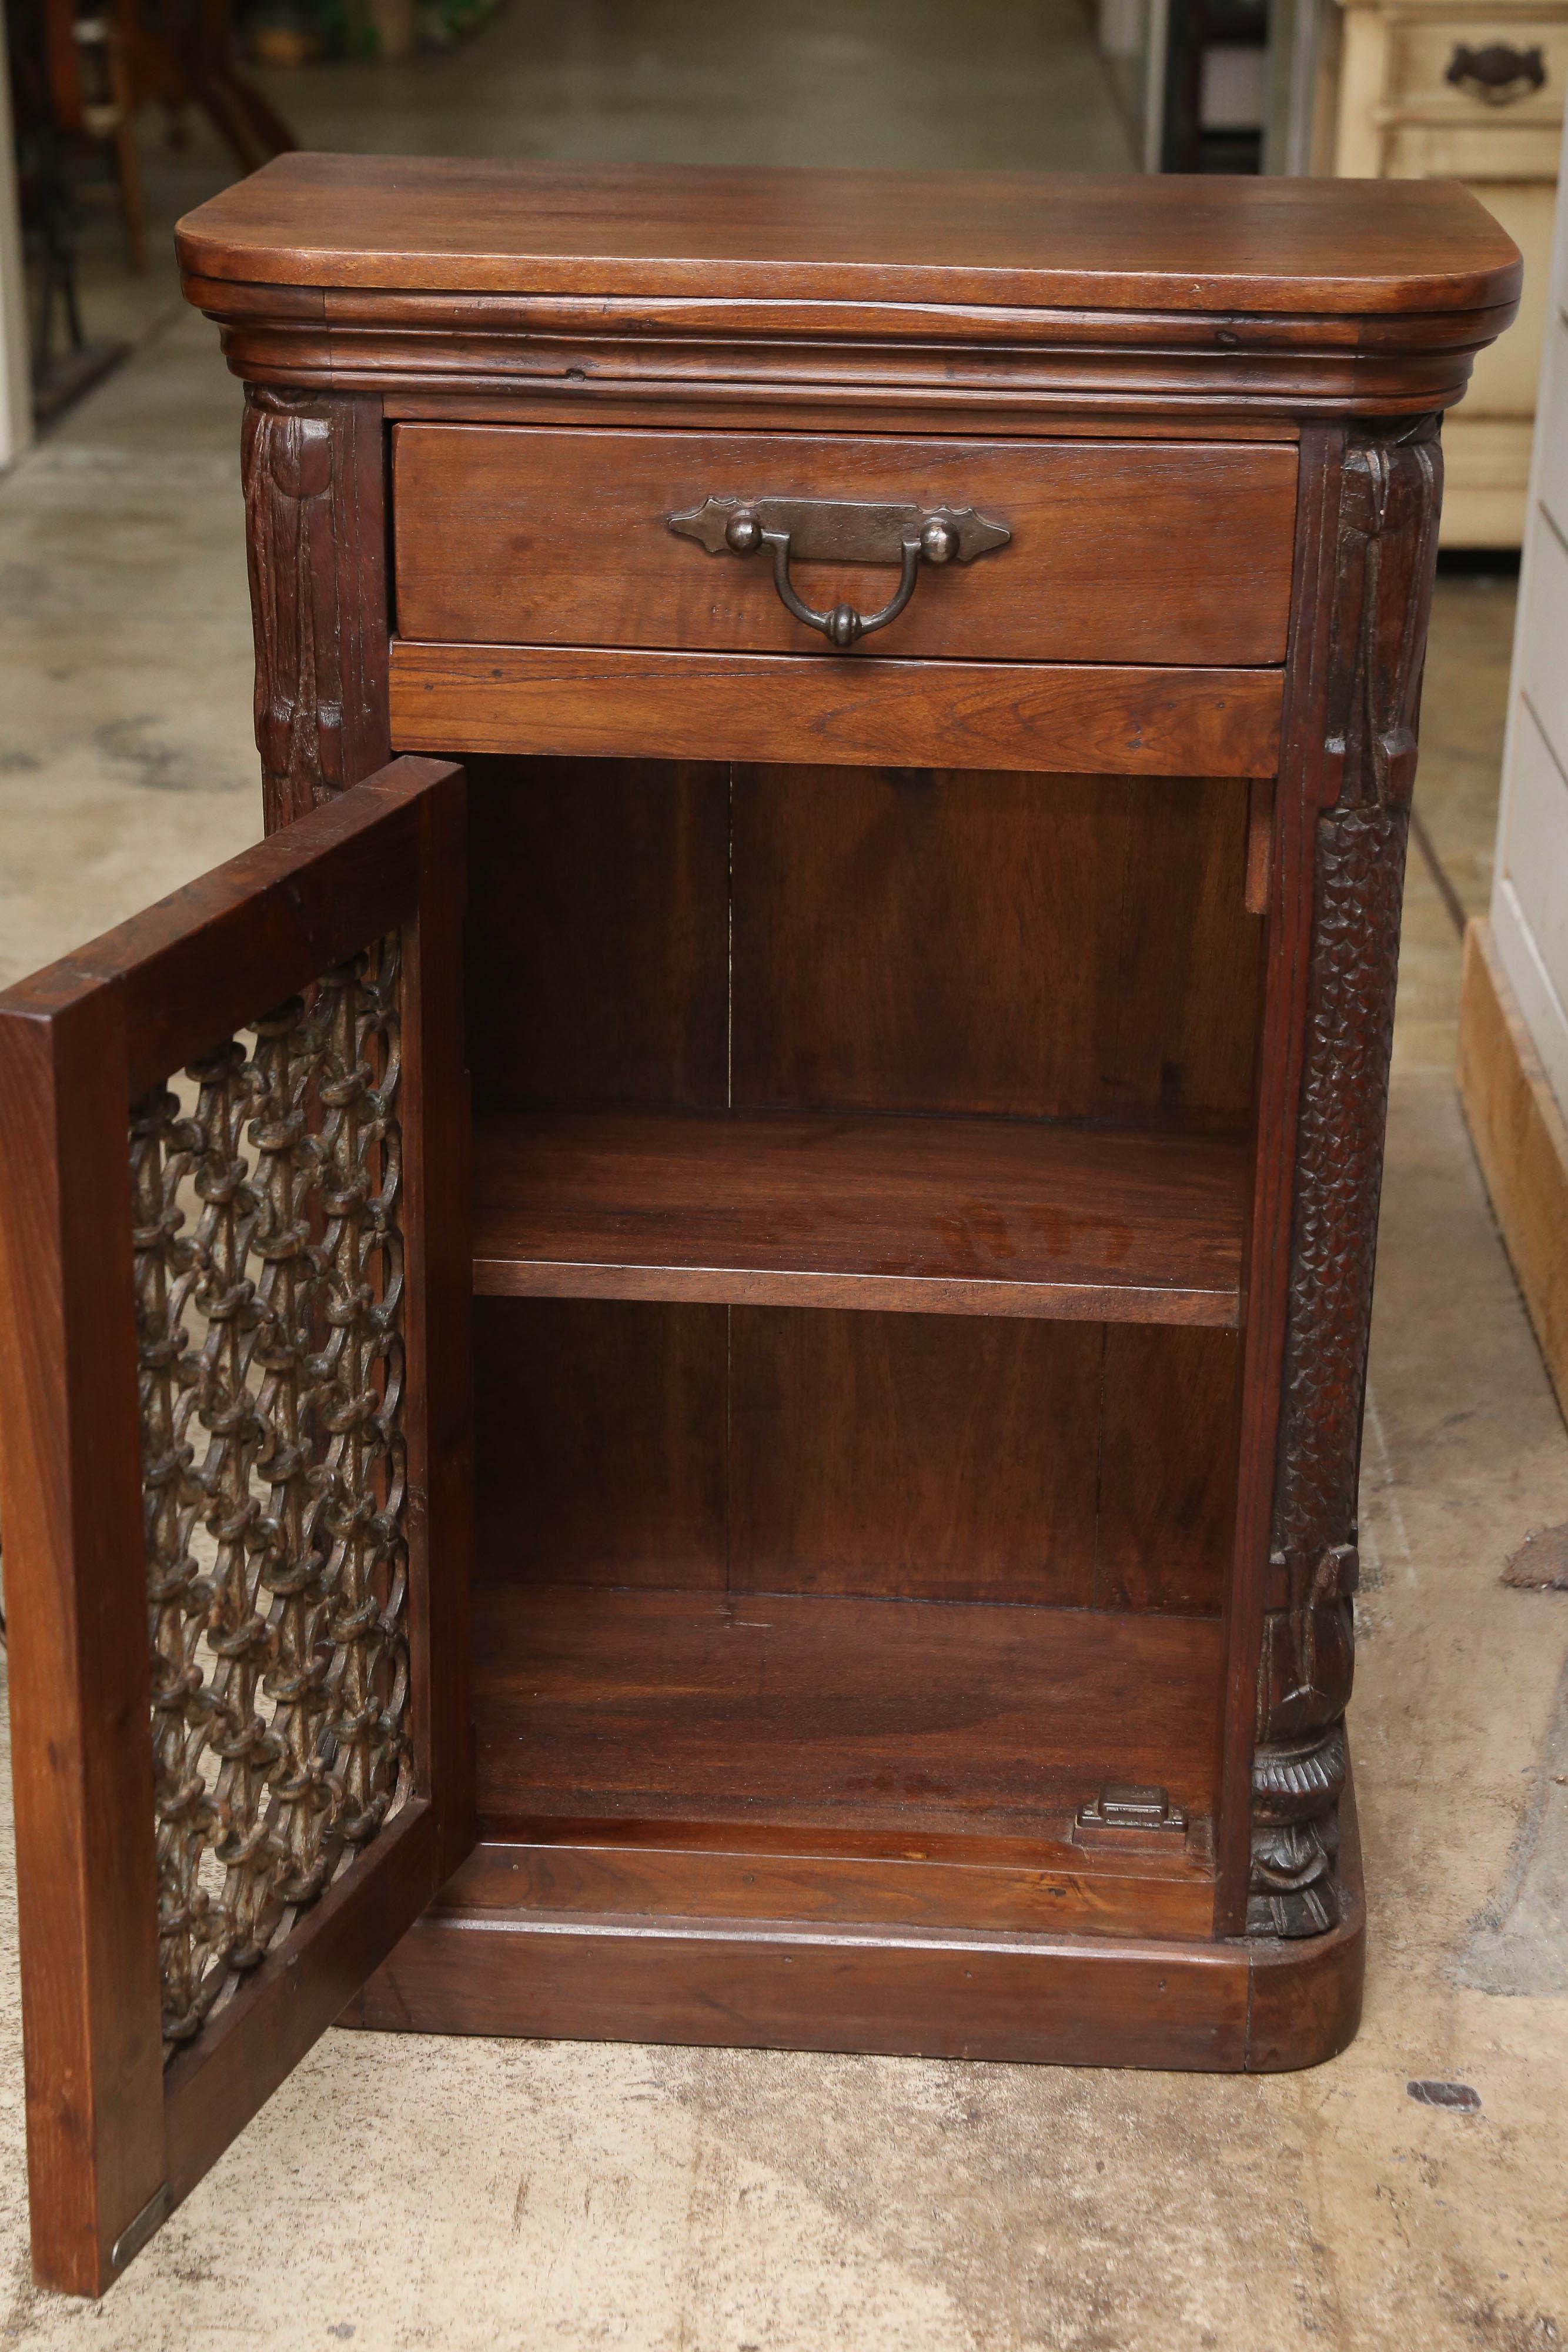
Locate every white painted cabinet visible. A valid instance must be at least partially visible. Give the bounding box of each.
[1459,108,1568,1415]
[1321,0,1565,545]
[1491,123,1568,1109]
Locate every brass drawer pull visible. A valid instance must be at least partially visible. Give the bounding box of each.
[667,493,1011,650]
[1445,41,1546,104]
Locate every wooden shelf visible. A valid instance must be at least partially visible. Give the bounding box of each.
[472,1582,1224,1850]
[472,1110,1245,1325]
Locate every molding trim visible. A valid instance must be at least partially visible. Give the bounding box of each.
[1250,418,1442,1938]
[189,279,1512,420]
[241,389,391,832]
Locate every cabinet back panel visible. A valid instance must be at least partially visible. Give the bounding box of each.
[469,1583,1226,1843]
[1096,1325,1240,1614]
[466,756,728,1113]
[729,1309,1101,1606]
[465,759,1262,1126]
[476,1299,1233,1613]
[474,1297,728,1588]
[731,765,1260,1123]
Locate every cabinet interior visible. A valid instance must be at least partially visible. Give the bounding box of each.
[462,755,1264,1888]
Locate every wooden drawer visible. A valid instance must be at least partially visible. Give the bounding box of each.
[1384,14,1568,124]
[1385,121,1565,176]
[393,426,1298,668]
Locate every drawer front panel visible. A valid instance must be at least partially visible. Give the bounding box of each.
[1384,121,1565,176]
[393,426,1298,668]
[1388,16,1568,123]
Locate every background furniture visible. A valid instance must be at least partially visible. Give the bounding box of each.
[41,0,148,272]
[1160,0,1272,170]
[1315,0,1565,544]
[0,159,1518,2294]
[135,0,298,176]
[1460,106,1568,1415]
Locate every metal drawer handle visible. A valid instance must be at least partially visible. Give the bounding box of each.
[667,493,1011,650]
[1445,41,1546,103]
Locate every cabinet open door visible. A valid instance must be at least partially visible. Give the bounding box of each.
[0,757,473,2295]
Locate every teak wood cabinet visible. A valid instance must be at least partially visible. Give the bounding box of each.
[0,158,1520,2294]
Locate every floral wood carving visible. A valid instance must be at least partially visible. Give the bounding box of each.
[133,937,410,2053]
[1250,422,1442,1939]
[242,390,391,834]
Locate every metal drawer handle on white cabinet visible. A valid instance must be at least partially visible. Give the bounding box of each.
[1445,42,1546,104]
[667,493,1011,650]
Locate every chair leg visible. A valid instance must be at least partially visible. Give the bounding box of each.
[104,31,148,270]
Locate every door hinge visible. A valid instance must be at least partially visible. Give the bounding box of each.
[110,2183,172,2274]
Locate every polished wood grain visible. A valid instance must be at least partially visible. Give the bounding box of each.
[389,644,1286,777]
[473,1298,727,1590]
[1096,1327,1241,1613]
[423,1818,1216,1940]
[731,767,1261,1124]
[0,757,474,2288]
[343,1770,1365,2070]
[474,1304,1236,1616]
[181,279,1523,423]
[464,756,728,1115]
[1106,772,1265,1121]
[471,1109,1245,1322]
[0,990,166,2297]
[469,1583,1225,1840]
[462,762,1262,1135]
[385,390,1309,442]
[393,426,1298,666]
[728,1309,1102,1605]
[177,154,1521,319]
[355,1908,1253,2067]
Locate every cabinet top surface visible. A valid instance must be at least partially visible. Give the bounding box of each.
[176,153,1520,319]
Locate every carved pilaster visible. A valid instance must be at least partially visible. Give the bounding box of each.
[1249,420,1442,1938]
[241,390,390,833]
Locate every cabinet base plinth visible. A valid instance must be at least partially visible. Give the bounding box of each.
[343,1791,1363,2074]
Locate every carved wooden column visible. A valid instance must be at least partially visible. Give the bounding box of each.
[241,390,391,834]
[1248,420,1443,1936]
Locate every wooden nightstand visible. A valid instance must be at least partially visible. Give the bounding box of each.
[0,158,1519,2295]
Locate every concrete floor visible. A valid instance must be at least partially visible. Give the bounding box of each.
[244,0,1136,172]
[2,11,1567,2346]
